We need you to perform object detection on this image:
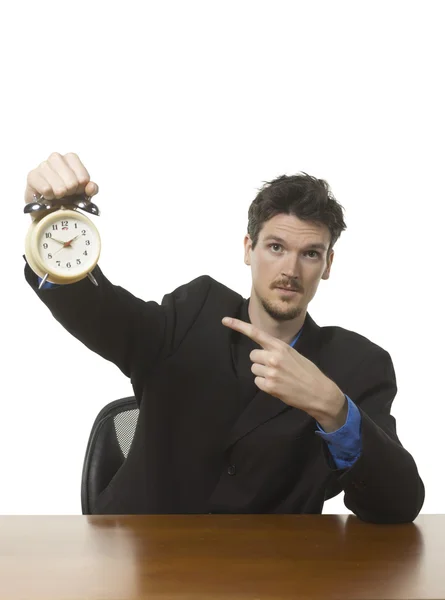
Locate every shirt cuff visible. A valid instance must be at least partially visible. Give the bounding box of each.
[315,395,362,469]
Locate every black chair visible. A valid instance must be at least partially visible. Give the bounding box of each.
[81,396,139,514]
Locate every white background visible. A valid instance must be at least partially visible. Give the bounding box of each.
[1,1,443,515]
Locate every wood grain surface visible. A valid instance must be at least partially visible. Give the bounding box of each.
[0,514,443,599]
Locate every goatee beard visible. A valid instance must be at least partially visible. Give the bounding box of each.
[260,296,302,322]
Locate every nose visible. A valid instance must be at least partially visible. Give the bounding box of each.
[281,253,300,279]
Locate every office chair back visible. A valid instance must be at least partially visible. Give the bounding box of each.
[81,396,139,514]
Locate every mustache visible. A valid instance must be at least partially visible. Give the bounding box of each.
[273,280,303,292]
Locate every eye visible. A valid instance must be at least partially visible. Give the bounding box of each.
[305,250,320,259]
[269,243,283,253]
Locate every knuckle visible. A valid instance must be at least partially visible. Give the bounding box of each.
[77,174,89,187]
[66,178,80,193]
[41,186,53,197]
[48,152,62,161]
[53,187,67,199]
[27,171,51,198]
[64,152,79,160]
[268,368,278,380]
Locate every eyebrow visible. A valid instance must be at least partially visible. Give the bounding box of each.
[263,235,328,252]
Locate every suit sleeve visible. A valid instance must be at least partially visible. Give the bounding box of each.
[24,260,211,390]
[325,349,425,523]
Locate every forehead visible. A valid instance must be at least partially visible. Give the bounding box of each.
[258,214,331,246]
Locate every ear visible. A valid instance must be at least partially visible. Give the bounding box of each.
[244,234,252,266]
[321,249,334,280]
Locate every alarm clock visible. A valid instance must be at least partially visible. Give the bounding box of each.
[24,194,101,289]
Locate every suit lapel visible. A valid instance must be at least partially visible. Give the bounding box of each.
[225,305,323,450]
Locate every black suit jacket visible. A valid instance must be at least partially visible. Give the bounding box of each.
[25,262,425,522]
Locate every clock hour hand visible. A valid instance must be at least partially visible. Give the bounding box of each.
[49,237,65,245]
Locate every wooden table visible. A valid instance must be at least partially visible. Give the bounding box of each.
[0,514,443,599]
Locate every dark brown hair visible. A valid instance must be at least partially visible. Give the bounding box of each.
[247,173,347,253]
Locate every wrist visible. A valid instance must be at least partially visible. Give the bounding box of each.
[311,384,348,433]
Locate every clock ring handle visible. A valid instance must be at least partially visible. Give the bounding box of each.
[23,193,52,215]
[75,196,100,216]
[24,193,100,217]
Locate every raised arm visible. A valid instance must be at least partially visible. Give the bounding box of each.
[23,152,168,379]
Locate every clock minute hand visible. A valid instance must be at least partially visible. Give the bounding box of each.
[63,235,80,248]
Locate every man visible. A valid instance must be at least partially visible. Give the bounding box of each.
[24,152,424,522]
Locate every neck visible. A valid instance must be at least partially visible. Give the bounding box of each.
[247,292,307,345]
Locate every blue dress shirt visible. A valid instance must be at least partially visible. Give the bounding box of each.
[39,278,362,469]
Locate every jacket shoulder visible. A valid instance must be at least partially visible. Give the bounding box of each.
[162,274,239,306]
[161,275,242,353]
[318,322,392,371]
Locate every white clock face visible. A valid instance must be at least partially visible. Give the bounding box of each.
[37,215,100,276]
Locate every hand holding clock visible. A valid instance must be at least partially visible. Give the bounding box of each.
[25,152,99,210]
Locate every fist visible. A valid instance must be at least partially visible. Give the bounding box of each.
[25,152,99,208]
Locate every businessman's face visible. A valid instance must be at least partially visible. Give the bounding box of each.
[244,214,334,321]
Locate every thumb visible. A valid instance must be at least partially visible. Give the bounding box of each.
[85,181,99,197]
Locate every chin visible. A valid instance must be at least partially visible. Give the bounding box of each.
[260,296,302,322]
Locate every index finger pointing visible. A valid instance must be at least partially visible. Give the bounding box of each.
[222,317,276,349]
